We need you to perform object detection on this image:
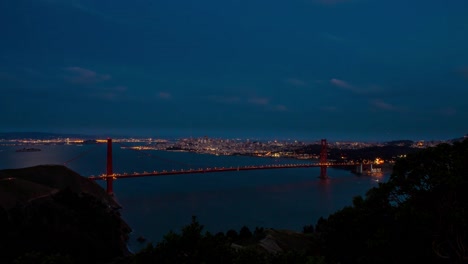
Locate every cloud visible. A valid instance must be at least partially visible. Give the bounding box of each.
[285,78,307,87]
[275,105,288,111]
[65,67,111,84]
[208,94,287,111]
[89,86,127,101]
[158,92,172,99]
[331,78,384,95]
[114,86,127,92]
[248,97,270,105]
[371,100,393,110]
[370,99,403,112]
[330,78,354,90]
[248,97,289,112]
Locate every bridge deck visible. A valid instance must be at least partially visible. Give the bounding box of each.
[89,163,354,180]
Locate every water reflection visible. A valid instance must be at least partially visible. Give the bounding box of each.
[0,144,389,252]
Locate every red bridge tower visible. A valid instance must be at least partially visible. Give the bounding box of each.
[319,139,328,179]
[106,138,114,195]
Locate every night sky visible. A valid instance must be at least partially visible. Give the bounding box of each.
[1,0,467,141]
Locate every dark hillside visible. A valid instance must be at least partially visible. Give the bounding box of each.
[295,144,418,161]
[314,139,468,263]
[0,177,55,209]
[0,165,131,264]
[0,165,118,208]
[328,145,418,161]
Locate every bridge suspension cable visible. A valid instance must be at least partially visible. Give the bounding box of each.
[63,144,101,165]
[91,137,348,196]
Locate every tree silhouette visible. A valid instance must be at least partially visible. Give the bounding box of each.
[316,139,468,263]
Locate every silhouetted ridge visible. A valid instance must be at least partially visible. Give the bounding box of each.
[0,165,131,264]
[0,165,118,208]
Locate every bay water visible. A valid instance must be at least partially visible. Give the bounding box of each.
[0,143,388,251]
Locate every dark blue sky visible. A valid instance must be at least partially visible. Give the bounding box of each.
[1,0,467,141]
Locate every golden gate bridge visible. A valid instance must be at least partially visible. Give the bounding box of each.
[79,138,357,195]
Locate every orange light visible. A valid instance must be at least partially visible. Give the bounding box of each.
[374,158,384,165]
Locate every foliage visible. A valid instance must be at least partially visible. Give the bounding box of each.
[129,216,319,264]
[315,139,468,263]
[131,216,236,264]
[303,224,314,234]
[13,252,74,264]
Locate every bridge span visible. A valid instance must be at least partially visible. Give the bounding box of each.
[89,162,354,180]
[88,138,353,195]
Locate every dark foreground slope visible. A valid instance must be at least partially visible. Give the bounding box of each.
[117,216,323,264]
[315,139,468,263]
[0,165,131,264]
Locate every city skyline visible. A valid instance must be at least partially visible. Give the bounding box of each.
[1,0,467,141]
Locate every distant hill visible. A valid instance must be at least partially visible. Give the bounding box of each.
[449,134,468,143]
[0,132,95,140]
[385,140,414,146]
[295,143,418,161]
[329,145,419,161]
